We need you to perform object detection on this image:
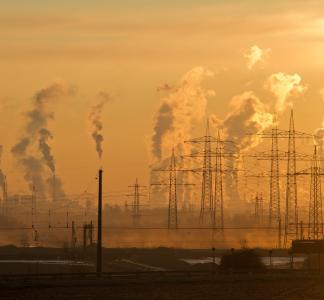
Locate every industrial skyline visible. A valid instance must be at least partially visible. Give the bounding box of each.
[1,1,324,198]
[0,1,324,250]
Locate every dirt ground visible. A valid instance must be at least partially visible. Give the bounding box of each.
[0,279,324,300]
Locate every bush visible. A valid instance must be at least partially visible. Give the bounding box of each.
[219,250,265,271]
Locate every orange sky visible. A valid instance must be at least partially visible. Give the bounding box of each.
[1,1,324,205]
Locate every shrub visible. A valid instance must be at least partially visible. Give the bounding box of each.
[219,249,265,271]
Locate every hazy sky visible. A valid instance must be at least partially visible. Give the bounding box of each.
[1,0,324,201]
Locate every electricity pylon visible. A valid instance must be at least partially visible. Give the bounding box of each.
[127,179,146,227]
[168,149,178,229]
[186,125,236,229]
[248,110,315,248]
[186,121,214,225]
[200,121,214,224]
[152,149,194,229]
[309,145,323,240]
[213,131,224,233]
[284,111,298,247]
[269,117,281,229]
[296,145,324,240]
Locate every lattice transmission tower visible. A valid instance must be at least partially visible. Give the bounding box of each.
[249,110,314,248]
[186,121,214,225]
[213,131,224,232]
[200,121,213,223]
[127,179,146,227]
[151,149,194,229]
[308,145,323,240]
[167,149,178,229]
[269,117,281,228]
[284,110,298,247]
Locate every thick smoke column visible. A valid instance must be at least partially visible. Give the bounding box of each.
[151,66,215,162]
[212,92,273,206]
[221,92,273,151]
[89,92,109,160]
[265,72,306,112]
[245,45,270,70]
[11,83,74,196]
[39,128,55,173]
[151,67,214,207]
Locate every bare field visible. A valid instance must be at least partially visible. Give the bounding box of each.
[1,279,324,300]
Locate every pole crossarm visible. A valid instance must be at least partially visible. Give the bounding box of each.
[248,151,314,161]
[251,129,316,139]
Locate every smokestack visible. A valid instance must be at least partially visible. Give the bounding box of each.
[97,169,103,276]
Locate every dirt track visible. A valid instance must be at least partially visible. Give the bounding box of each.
[1,279,324,300]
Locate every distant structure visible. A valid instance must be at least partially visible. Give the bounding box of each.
[127,179,146,227]
[52,172,56,202]
[308,145,323,240]
[269,117,282,248]
[152,149,193,229]
[251,110,313,248]
[0,146,8,218]
[168,149,178,229]
[269,117,281,230]
[31,186,36,229]
[284,111,298,247]
[186,121,214,225]
[200,122,214,224]
[71,220,77,248]
[254,192,264,225]
[83,221,94,248]
[213,131,224,233]
[1,175,8,218]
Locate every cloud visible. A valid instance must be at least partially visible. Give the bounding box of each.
[211,91,273,203]
[151,66,214,161]
[217,91,273,152]
[320,87,324,102]
[265,72,306,112]
[245,45,270,70]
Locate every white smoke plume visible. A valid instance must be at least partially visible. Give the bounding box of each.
[245,45,270,70]
[11,82,75,196]
[314,121,324,169]
[320,88,324,103]
[151,66,215,162]
[221,92,273,151]
[212,91,273,205]
[89,92,109,160]
[265,72,306,113]
[0,145,5,189]
[315,89,324,167]
[151,67,214,207]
